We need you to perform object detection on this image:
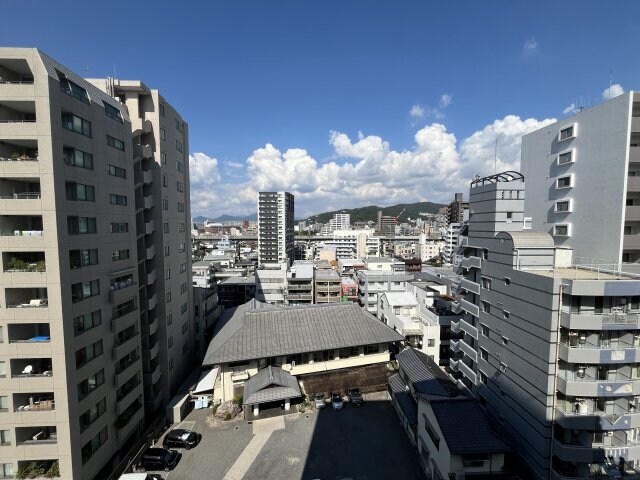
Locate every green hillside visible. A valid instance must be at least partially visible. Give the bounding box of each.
[303,201,444,224]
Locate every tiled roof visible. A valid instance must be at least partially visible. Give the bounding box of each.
[430,399,509,455]
[203,300,404,365]
[243,366,301,405]
[397,348,458,398]
[389,374,417,426]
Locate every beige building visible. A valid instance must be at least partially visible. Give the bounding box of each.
[0,48,194,479]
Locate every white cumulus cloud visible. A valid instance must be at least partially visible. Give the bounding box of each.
[409,104,425,118]
[602,83,624,100]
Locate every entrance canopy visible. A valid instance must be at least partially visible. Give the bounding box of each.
[243,365,302,406]
[193,367,219,394]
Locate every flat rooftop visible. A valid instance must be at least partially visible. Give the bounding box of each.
[530,266,640,281]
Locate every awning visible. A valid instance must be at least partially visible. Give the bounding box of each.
[192,368,219,394]
[403,328,423,337]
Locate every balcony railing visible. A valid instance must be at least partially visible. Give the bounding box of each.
[0,156,38,161]
[0,192,41,199]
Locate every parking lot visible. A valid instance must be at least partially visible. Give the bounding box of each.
[141,396,424,479]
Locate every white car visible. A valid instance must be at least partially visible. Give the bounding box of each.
[331,392,344,410]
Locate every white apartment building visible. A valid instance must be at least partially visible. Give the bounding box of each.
[416,233,443,262]
[522,92,640,263]
[257,191,294,266]
[322,229,380,259]
[441,223,460,265]
[328,213,350,231]
[255,263,287,304]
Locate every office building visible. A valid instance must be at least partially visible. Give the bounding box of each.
[521,92,640,263]
[257,191,294,266]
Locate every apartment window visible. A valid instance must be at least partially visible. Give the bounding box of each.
[0,430,11,446]
[176,140,183,152]
[625,226,633,235]
[112,249,130,261]
[559,125,575,141]
[167,313,173,325]
[160,104,166,117]
[175,117,182,131]
[79,397,106,432]
[177,162,184,174]
[182,342,189,354]
[166,290,172,303]
[169,358,174,370]
[69,248,98,269]
[482,249,488,260]
[554,224,569,236]
[59,75,89,104]
[177,201,185,213]
[557,150,574,165]
[168,336,174,348]
[163,223,169,234]
[162,198,169,210]
[81,426,108,464]
[76,340,103,368]
[181,321,188,334]
[109,194,128,206]
[506,212,513,222]
[480,348,488,361]
[62,113,92,136]
[180,263,187,273]
[181,302,188,314]
[162,175,168,187]
[481,301,491,314]
[165,268,171,280]
[481,324,489,337]
[102,101,123,122]
[108,164,126,178]
[74,310,101,336]
[0,463,13,478]
[161,152,167,164]
[555,200,570,212]
[557,176,572,189]
[178,242,186,253]
[180,282,187,294]
[479,371,488,384]
[77,369,105,401]
[110,222,128,233]
[424,417,440,450]
[66,182,95,202]
[177,181,184,192]
[503,310,510,319]
[164,246,170,256]
[68,216,96,235]
[63,147,93,169]
[160,128,166,141]
[178,223,186,232]
[426,338,435,347]
[481,277,491,290]
[107,135,125,151]
[502,336,509,346]
[71,280,100,303]
[504,277,511,286]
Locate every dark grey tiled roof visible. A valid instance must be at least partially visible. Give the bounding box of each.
[243,366,301,405]
[389,374,417,426]
[203,300,404,365]
[397,348,458,398]
[430,399,509,455]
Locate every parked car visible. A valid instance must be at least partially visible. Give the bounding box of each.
[347,387,364,406]
[119,474,163,480]
[331,391,344,410]
[312,393,326,409]
[162,428,202,449]
[139,448,180,472]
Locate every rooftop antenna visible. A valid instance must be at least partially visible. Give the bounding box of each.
[494,136,499,174]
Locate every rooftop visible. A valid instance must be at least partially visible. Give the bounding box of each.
[397,348,458,398]
[382,292,418,307]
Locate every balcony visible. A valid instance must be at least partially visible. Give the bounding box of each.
[0,214,42,245]
[6,288,47,309]
[131,118,152,136]
[552,438,602,463]
[144,364,161,386]
[561,311,640,330]
[457,359,477,384]
[451,320,461,335]
[460,278,480,295]
[0,140,39,176]
[459,299,480,318]
[0,178,41,213]
[555,400,640,430]
[13,393,55,423]
[0,101,37,137]
[557,374,640,397]
[110,276,136,304]
[147,268,157,285]
[458,338,478,362]
[116,397,142,441]
[16,426,57,451]
[145,219,155,235]
[114,354,139,388]
[627,206,640,222]
[143,315,159,337]
[113,327,139,360]
[148,293,158,311]
[116,379,142,414]
[135,144,153,159]
[458,255,481,271]
[143,169,153,185]
[112,299,138,323]
[146,244,156,260]
[559,342,640,364]
[144,195,154,210]
[631,146,640,164]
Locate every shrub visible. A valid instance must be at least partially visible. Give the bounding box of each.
[224,413,232,421]
[211,404,219,416]
[233,394,243,405]
[45,461,60,478]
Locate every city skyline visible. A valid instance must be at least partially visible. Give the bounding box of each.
[4,1,640,217]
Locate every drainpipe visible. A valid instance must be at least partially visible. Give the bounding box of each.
[549,282,567,477]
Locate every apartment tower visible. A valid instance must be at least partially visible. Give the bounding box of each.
[257,191,294,266]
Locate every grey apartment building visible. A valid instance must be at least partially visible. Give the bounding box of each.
[0,48,193,479]
[257,191,294,266]
[522,92,640,263]
[454,171,640,479]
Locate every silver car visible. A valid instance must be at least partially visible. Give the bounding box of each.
[331,392,344,410]
[312,393,326,409]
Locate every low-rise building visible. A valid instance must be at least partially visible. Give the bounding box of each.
[341,277,358,302]
[286,261,314,304]
[255,263,287,304]
[218,276,256,308]
[314,268,341,303]
[357,269,414,315]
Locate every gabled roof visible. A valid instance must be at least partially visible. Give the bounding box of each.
[389,373,417,426]
[397,348,459,398]
[429,399,509,455]
[243,366,301,405]
[203,300,404,365]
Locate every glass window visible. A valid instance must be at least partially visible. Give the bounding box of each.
[77,369,105,401]
[176,140,183,152]
[110,222,128,233]
[59,75,90,104]
[554,225,569,236]
[76,340,103,368]
[160,128,166,140]
[62,113,92,137]
[63,147,93,169]
[106,135,125,151]
[71,280,100,303]
[177,202,184,212]
[162,175,168,187]
[558,150,573,164]
[559,125,575,141]
[74,310,102,336]
[104,102,123,123]
[160,104,165,117]
[163,223,169,233]
[556,200,570,212]
[108,164,126,178]
[111,249,129,261]
[68,216,97,235]
[69,249,98,269]
[177,161,184,173]
[66,183,95,202]
[177,181,184,192]
[557,176,572,188]
[161,152,167,164]
[0,430,11,445]
[109,194,127,206]
[162,198,169,210]
[81,426,108,464]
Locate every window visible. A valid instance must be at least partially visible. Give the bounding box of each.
[79,397,106,432]
[166,290,172,303]
[557,176,572,189]
[109,194,127,206]
[112,249,130,261]
[178,243,186,253]
[168,336,173,348]
[62,113,92,136]
[481,324,489,337]
[104,102,123,122]
[160,104,165,117]
[481,301,491,314]
[503,310,510,319]
[81,426,108,464]
[108,164,126,178]
[479,371,488,384]
[74,310,101,336]
[178,223,185,232]
[482,249,488,260]
[480,348,488,361]
[60,76,89,104]
[502,336,509,346]
[69,249,98,269]
[63,147,93,169]
[481,277,491,290]
[181,321,188,334]
[165,268,171,280]
[167,313,173,325]
[177,201,184,212]
[162,175,168,187]
[556,200,570,212]
[163,223,169,234]
[169,358,174,370]
[68,216,96,235]
[180,263,187,273]
[176,140,183,152]
[504,277,511,286]
[558,150,574,165]
[427,338,435,347]
[161,152,167,164]
[559,125,575,141]
[177,181,184,192]
[175,117,183,131]
[162,198,169,210]
[180,282,187,294]
[107,135,125,151]
[364,344,379,355]
[0,397,7,412]
[66,182,95,202]
[110,222,128,233]
[164,246,170,256]
[554,224,569,236]
[72,280,100,303]
[76,340,103,368]
[177,161,184,173]
[0,463,13,478]
[0,430,11,446]
[181,302,188,314]
[160,128,166,140]
[77,369,105,401]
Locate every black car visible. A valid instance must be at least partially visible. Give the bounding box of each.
[162,429,202,449]
[140,448,180,472]
[347,387,364,406]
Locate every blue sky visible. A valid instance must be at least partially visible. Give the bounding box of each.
[3,1,640,217]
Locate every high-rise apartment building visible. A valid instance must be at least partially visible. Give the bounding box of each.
[0,48,145,479]
[329,213,350,231]
[454,171,640,479]
[257,191,294,265]
[446,192,468,226]
[522,92,640,263]
[88,78,195,411]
